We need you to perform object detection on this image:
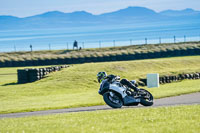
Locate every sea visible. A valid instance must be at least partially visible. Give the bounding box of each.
[0,20,200,52]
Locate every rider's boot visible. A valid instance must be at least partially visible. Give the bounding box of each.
[129,83,139,92]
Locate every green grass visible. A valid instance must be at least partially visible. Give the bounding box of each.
[0,56,200,114]
[0,105,200,133]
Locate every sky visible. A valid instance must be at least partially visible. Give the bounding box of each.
[0,0,200,17]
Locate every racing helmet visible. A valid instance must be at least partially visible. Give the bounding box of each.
[97,72,107,83]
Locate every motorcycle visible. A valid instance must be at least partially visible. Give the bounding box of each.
[98,75,153,108]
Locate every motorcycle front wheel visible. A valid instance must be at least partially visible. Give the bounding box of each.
[103,92,123,108]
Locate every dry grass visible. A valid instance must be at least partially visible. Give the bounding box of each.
[0,41,200,62]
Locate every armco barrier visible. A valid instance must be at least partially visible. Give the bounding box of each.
[17,65,69,84]
[139,72,200,86]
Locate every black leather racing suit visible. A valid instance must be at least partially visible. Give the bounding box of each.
[106,75,138,92]
[120,79,138,92]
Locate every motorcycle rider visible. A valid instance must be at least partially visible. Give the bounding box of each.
[97,72,138,92]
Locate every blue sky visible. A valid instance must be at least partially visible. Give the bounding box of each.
[1,0,200,17]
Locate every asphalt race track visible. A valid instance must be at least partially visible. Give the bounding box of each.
[0,92,200,119]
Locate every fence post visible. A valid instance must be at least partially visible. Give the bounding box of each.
[113,40,115,47]
[82,42,84,49]
[49,43,51,51]
[130,39,132,45]
[14,45,16,52]
[184,35,186,42]
[174,36,176,43]
[66,42,69,50]
[159,37,161,44]
[198,34,200,41]
[145,38,147,44]
[99,41,101,48]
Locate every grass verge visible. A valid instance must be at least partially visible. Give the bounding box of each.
[0,105,200,133]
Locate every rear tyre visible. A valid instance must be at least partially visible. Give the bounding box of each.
[103,92,123,108]
[139,89,153,106]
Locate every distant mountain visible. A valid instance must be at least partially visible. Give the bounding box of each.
[0,15,21,29]
[160,8,200,17]
[100,7,158,18]
[0,7,200,30]
[26,11,96,21]
[98,6,165,23]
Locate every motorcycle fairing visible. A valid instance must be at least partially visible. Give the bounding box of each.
[109,82,127,98]
[109,82,140,106]
[123,96,140,106]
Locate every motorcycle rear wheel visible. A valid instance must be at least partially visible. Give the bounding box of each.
[139,89,154,106]
[103,92,123,108]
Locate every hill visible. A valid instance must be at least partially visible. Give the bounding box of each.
[160,8,200,17]
[0,6,200,30]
